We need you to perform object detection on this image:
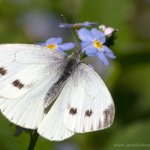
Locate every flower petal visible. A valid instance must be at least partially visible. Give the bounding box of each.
[59,22,98,29]
[78,28,92,41]
[80,41,97,56]
[105,53,116,59]
[46,37,63,45]
[80,41,91,49]
[59,42,75,51]
[96,52,109,65]
[83,21,98,27]
[91,28,106,44]
[103,45,116,59]
[104,27,115,36]
[85,48,97,56]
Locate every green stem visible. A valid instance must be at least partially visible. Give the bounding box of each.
[28,130,39,150]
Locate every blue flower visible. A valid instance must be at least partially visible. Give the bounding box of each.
[59,22,98,29]
[78,28,116,65]
[41,37,75,52]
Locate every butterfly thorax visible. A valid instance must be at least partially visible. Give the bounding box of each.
[44,51,80,108]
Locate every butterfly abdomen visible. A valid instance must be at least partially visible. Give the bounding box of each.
[44,57,78,108]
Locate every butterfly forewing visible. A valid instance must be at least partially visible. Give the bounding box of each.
[0,44,66,99]
[0,80,47,129]
[0,44,66,128]
[0,44,65,64]
[62,63,115,133]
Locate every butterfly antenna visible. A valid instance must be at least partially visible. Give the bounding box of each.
[60,14,78,49]
[80,30,118,50]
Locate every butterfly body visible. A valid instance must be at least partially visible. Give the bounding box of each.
[44,51,80,108]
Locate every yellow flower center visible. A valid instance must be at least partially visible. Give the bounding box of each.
[93,41,102,49]
[47,44,57,49]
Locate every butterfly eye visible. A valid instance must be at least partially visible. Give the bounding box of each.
[12,79,24,89]
[0,67,7,76]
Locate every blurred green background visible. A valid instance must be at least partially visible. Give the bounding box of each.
[0,0,150,150]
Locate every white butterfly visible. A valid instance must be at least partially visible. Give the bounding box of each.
[0,44,115,141]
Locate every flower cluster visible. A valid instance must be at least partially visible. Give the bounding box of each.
[78,27,116,65]
[40,21,117,66]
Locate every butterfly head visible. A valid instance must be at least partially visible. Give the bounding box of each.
[65,50,81,65]
[71,50,81,63]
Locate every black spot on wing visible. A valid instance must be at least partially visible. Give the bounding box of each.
[85,110,92,117]
[69,107,77,115]
[12,80,24,89]
[0,67,7,75]
[103,104,115,127]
